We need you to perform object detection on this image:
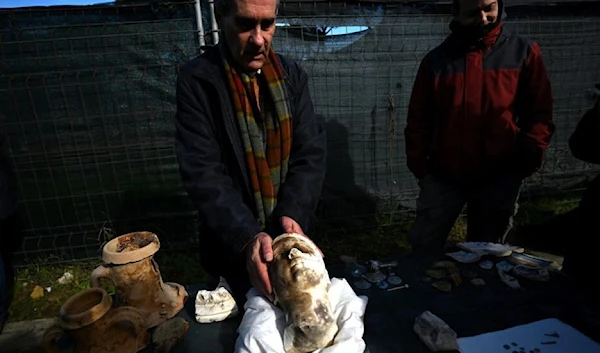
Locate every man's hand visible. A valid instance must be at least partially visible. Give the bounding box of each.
[245,232,274,302]
[280,215,305,235]
[280,216,324,258]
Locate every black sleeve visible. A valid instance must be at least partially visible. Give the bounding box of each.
[569,104,600,165]
[174,68,261,254]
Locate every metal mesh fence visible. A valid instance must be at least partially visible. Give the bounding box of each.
[0,1,599,265]
[0,3,201,263]
[270,4,600,230]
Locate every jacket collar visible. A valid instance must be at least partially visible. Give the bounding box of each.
[186,45,225,83]
[449,21,505,51]
[188,41,263,79]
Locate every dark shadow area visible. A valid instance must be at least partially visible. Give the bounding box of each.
[315,119,379,232]
[11,188,197,265]
[508,208,579,256]
[112,189,197,251]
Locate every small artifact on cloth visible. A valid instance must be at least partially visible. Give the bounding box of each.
[470,278,486,286]
[447,267,462,286]
[431,261,456,269]
[366,260,398,272]
[413,310,459,352]
[152,317,190,353]
[497,268,521,289]
[387,284,409,292]
[362,271,387,284]
[496,260,514,272]
[479,260,494,270]
[376,280,390,289]
[461,269,477,279]
[513,265,550,282]
[446,251,481,263]
[387,275,403,285]
[431,281,452,293]
[353,279,372,290]
[426,269,446,280]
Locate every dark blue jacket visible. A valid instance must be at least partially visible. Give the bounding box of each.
[174,46,326,274]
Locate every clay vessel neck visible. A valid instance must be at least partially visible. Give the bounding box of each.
[102,231,160,265]
[58,287,112,330]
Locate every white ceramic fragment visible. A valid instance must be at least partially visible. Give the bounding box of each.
[446,251,481,264]
[497,268,521,289]
[496,260,514,272]
[457,242,524,257]
[513,265,550,282]
[479,260,493,270]
[194,279,238,324]
[57,272,74,285]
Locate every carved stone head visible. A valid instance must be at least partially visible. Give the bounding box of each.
[269,233,338,353]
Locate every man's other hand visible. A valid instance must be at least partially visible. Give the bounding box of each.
[280,216,324,258]
[245,232,274,302]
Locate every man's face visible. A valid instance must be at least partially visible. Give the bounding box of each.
[455,0,499,27]
[219,0,277,72]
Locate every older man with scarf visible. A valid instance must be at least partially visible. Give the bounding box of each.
[404,0,555,252]
[174,0,326,305]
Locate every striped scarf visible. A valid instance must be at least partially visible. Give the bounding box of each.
[221,44,292,229]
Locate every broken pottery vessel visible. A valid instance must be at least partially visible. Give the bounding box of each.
[90,231,189,329]
[42,287,149,353]
[269,233,338,353]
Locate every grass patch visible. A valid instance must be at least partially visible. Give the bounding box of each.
[8,260,100,323]
[7,251,209,324]
[513,192,581,226]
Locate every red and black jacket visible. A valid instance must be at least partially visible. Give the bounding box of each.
[405,23,555,182]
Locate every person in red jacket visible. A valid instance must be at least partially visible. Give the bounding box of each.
[404,0,555,252]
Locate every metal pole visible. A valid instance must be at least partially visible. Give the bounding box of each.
[194,0,206,51]
[208,0,220,45]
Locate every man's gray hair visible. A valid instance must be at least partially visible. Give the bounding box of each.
[215,0,280,17]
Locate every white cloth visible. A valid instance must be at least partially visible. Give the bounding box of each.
[234,277,369,353]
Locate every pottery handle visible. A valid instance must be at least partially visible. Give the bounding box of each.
[105,307,150,344]
[41,323,66,353]
[90,265,112,288]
